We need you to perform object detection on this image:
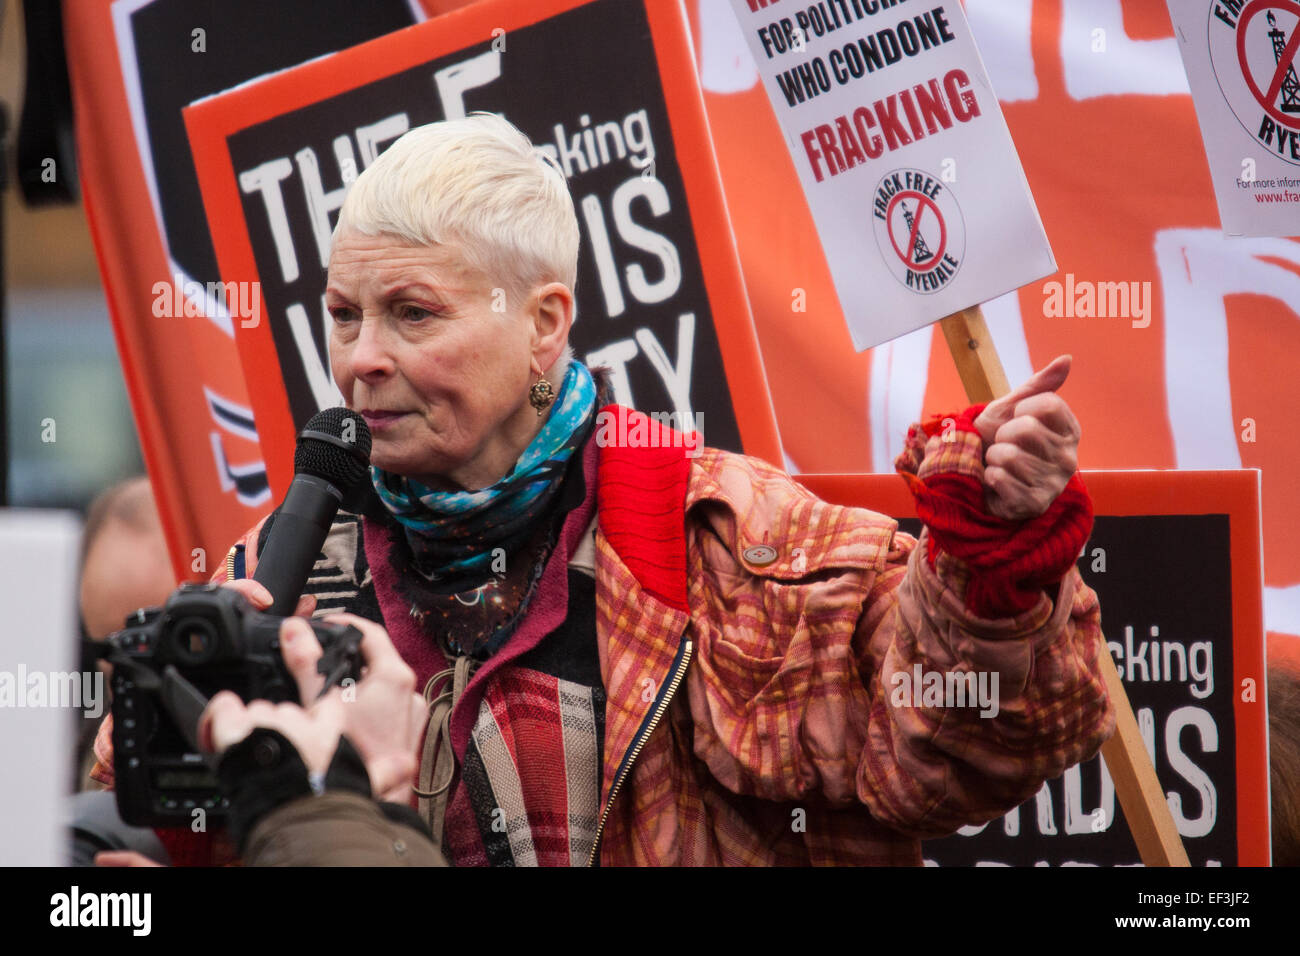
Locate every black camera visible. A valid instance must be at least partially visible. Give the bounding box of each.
[106,582,363,827]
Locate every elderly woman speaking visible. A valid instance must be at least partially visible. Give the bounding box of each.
[94,113,1113,866]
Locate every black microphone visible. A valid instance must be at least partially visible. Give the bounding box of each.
[253,407,372,615]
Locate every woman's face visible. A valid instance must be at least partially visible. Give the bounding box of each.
[327,230,564,491]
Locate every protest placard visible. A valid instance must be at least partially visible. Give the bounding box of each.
[727,0,1056,349]
[0,511,82,865]
[1169,0,1300,237]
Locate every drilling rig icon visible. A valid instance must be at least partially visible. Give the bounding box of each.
[900,200,933,264]
[1267,11,1300,114]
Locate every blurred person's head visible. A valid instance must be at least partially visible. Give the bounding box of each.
[74,477,175,790]
[79,476,175,640]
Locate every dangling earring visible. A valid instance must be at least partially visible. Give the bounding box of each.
[529,376,555,416]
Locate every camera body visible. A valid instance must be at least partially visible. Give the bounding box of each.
[107,582,362,827]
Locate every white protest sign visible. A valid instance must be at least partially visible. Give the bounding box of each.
[1169,0,1300,237]
[0,509,82,865]
[727,0,1055,351]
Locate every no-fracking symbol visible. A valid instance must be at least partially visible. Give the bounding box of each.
[1211,0,1300,163]
[871,168,965,294]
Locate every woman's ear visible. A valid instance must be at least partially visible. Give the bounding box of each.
[530,281,574,375]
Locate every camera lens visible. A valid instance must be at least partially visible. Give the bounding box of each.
[169,617,219,666]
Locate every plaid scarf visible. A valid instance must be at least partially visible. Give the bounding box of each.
[371,361,597,580]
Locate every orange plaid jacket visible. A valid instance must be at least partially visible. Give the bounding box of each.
[592,415,1114,865]
[92,409,1114,866]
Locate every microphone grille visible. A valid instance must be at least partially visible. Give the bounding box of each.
[294,407,373,491]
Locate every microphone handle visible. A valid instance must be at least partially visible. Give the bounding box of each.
[252,474,342,616]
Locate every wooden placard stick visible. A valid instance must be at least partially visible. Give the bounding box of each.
[939,305,1190,867]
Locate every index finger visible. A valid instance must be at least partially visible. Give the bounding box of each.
[974,355,1073,447]
[198,690,254,755]
[280,616,326,704]
[220,578,274,610]
[95,850,164,867]
[1004,354,1071,405]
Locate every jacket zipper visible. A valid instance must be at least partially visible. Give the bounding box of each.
[587,638,693,866]
[225,545,237,581]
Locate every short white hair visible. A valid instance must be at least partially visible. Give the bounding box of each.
[335,113,580,320]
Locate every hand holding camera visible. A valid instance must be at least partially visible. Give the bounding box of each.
[199,612,427,805]
[103,579,365,827]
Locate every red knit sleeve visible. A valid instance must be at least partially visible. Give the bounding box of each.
[895,403,1093,619]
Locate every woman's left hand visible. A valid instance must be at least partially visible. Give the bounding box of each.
[973,355,1081,522]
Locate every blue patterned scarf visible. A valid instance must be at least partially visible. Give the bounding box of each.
[371,361,597,580]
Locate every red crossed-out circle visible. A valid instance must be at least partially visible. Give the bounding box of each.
[1237,0,1300,130]
[885,191,946,271]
